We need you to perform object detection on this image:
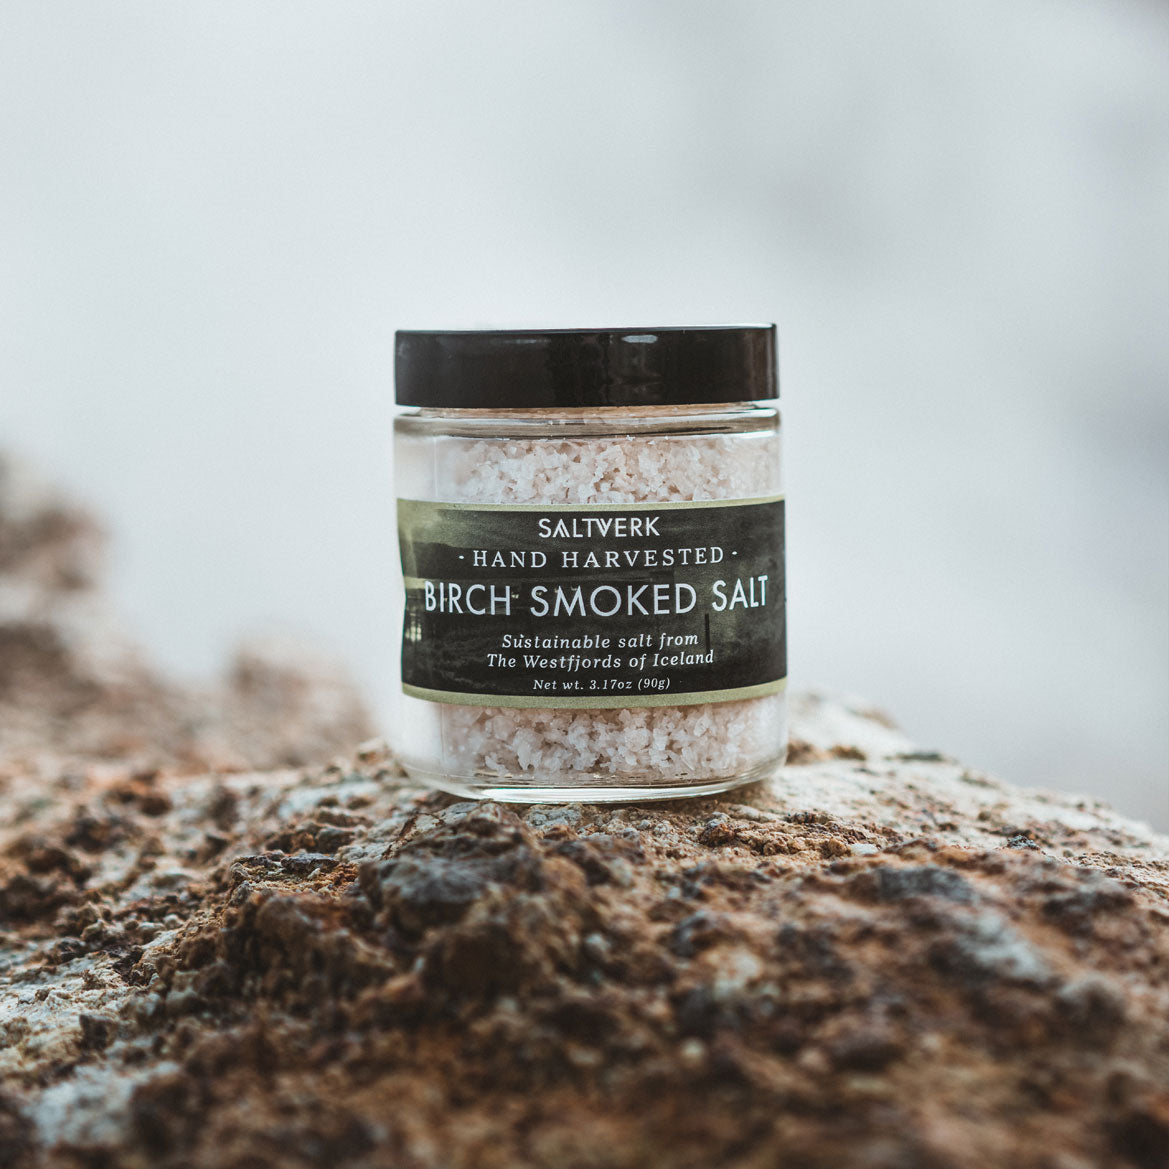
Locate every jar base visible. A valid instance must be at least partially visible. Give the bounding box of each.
[398,753,785,804]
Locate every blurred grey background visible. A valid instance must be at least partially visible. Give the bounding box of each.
[1,2,1166,827]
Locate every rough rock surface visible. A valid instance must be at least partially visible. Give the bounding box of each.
[2,456,1168,1169]
[0,452,372,771]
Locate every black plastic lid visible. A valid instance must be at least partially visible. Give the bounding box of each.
[395,325,777,409]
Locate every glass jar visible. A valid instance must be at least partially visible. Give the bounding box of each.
[390,327,786,802]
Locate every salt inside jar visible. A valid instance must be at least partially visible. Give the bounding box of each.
[390,326,786,801]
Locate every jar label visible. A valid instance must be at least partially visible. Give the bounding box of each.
[397,496,786,708]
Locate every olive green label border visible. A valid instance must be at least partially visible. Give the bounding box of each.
[399,495,786,707]
[403,677,787,710]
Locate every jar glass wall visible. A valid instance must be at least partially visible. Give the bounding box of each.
[389,403,786,802]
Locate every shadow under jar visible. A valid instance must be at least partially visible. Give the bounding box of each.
[390,326,787,802]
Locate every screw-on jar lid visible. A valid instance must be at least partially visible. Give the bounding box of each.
[395,325,778,409]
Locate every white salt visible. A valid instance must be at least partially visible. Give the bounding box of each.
[433,428,785,788]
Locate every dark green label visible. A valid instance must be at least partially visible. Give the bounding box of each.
[398,496,786,709]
